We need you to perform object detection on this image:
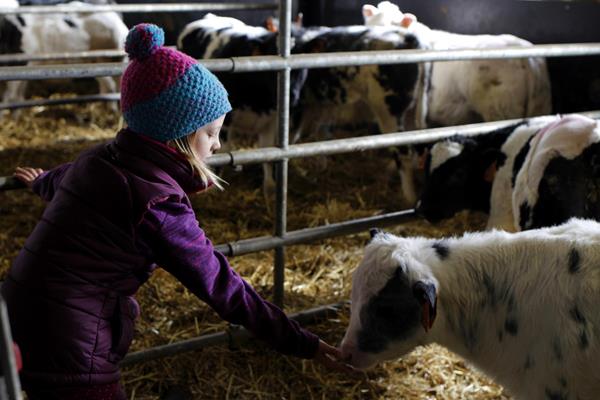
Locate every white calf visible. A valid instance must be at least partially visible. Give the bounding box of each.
[1,1,128,107]
[341,221,600,399]
[363,1,552,126]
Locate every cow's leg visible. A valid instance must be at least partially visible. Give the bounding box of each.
[96,76,119,113]
[258,119,277,212]
[2,81,28,118]
[369,98,420,206]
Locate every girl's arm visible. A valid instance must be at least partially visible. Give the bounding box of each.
[139,200,355,372]
[15,163,72,201]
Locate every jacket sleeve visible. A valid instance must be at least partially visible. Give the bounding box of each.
[138,199,320,359]
[31,163,73,202]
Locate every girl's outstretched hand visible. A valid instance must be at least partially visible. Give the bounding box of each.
[313,339,357,374]
[14,167,44,188]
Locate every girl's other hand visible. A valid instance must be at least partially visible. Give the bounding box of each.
[14,167,44,188]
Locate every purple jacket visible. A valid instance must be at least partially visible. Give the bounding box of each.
[2,129,318,388]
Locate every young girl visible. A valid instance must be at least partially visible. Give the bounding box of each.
[4,23,352,400]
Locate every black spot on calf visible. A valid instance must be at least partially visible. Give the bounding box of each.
[16,15,26,28]
[570,305,586,324]
[524,354,534,370]
[545,387,568,400]
[569,248,581,274]
[552,338,563,361]
[432,241,450,259]
[64,18,77,28]
[504,317,519,336]
[357,267,421,353]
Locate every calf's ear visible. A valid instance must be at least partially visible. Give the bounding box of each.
[369,228,383,239]
[412,281,437,332]
[362,4,377,19]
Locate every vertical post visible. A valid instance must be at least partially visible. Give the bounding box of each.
[0,295,22,400]
[274,0,291,308]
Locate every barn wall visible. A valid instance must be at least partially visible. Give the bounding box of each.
[299,0,600,44]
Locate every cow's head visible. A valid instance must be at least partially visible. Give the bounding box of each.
[362,1,416,28]
[340,229,439,369]
[416,136,502,223]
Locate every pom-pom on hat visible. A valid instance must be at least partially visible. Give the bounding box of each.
[121,23,232,142]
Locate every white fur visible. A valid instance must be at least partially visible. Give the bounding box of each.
[486,115,560,231]
[1,1,128,107]
[0,0,18,8]
[177,13,268,57]
[362,1,552,125]
[342,219,600,399]
[429,140,464,172]
[513,115,600,228]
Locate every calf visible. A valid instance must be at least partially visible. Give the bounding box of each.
[513,114,600,230]
[362,1,552,126]
[0,1,128,108]
[417,114,600,231]
[416,117,548,230]
[341,221,600,400]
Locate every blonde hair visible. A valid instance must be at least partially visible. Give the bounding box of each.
[168,133,225,190]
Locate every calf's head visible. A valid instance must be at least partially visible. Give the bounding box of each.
[416,136,502,223]
[340,229,438,369]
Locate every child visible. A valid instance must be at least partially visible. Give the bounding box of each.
[4,24,352,400]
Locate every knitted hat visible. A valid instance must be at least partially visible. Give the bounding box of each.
[121,24,232,142]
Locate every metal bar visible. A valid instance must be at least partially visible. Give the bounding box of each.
[0,49,125,64]
[0,46,177,64]
[0,93,119,110]
[205,111,600,168]
[0,2,277,15]
[0,295,22,400]
[2,43,600,81]
[3,112,600,191]
[214,209,418,257]
[273,0,292,307]
[120,302,345,366]
[0,177,25,191]
[228,43,600,70]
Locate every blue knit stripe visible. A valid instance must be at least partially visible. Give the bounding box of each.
[124,64,232,141]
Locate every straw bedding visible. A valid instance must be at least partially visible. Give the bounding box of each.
[0,97,511,399]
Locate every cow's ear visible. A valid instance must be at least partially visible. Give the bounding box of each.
[480,149,504,183]
[362,4,377,19]
[412,281,437,332]
[369,228,383,239]
[265,16,277,32]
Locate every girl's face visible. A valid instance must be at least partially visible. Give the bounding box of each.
[192,115,225,161]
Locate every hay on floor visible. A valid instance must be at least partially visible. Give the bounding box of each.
[0,99,510,399]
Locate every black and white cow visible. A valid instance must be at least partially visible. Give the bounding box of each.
[362,1,552,126]
[417,114,600,231]
[0,1,128,107]
[178,15,430,204]
[341,222,600,399]
[293,24,430,204]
